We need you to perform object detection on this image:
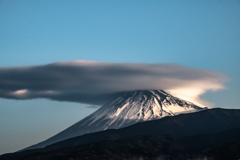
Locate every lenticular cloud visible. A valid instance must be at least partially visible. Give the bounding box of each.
[0,61,228,106]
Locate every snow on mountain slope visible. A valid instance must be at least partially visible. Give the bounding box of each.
[23,90,203,150]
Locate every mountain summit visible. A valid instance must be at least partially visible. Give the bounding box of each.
[23,90,203,150]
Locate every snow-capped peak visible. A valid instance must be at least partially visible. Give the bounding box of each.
[23,90,203,150]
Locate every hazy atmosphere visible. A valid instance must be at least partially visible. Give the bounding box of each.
[0,0,240,155]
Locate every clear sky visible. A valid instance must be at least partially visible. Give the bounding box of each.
[0,0,240,155]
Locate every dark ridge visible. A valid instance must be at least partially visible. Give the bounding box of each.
[1,128,240,160]
[41,108,240,150]
[10,90,216,152]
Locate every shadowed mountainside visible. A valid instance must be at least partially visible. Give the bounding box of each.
[1,108,240,160]
[45,108,240,150]
[23,90,203,150]
[1,128,240,160]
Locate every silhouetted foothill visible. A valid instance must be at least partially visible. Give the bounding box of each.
[22,90,203,151]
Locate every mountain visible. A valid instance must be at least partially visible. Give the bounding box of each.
[45,108,240,150]
[2,109,240,160]
[23,90,203,150]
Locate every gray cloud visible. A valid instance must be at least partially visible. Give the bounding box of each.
[86,105,100,109]
[0,61,228,106]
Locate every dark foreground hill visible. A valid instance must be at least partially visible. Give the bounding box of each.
[46,108,240,149]
[1,108,240,160]
[1,128,240,160]
[23,90,204,150]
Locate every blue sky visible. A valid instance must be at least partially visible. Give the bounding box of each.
[0,0,240,155]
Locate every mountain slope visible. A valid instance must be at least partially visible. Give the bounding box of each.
[23,90,203,150]
[45,108,240,150]
[2,109,240,160]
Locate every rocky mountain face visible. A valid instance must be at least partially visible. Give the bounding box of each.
[23,90,203,150]
[45,108,240,150]
[3,109,240,160]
